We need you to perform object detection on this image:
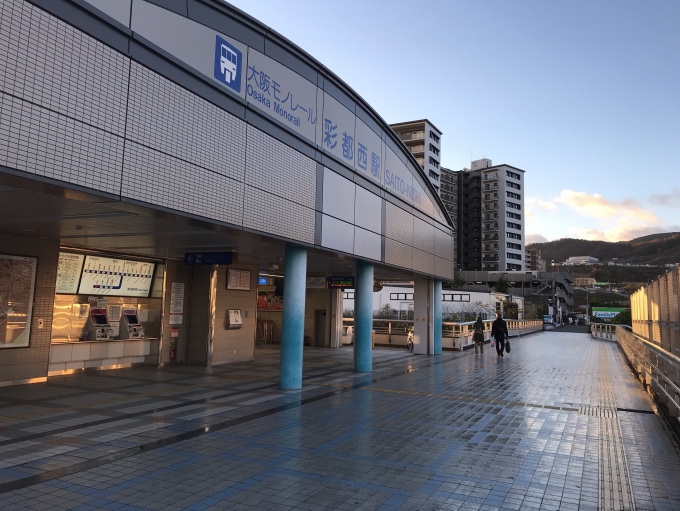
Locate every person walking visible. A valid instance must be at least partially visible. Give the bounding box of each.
[473,315,485,355]
[491,313,509,357]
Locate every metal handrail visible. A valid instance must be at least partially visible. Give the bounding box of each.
[343,318,543,339]
[592,324,680,418]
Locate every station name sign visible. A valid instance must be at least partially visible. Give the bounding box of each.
[184,252,236,265]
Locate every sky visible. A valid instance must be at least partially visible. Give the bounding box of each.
[228,0,680,243]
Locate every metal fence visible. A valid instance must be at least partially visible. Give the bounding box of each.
[592,324,680,419]
[343,319,543,350]
[631,266,680,350]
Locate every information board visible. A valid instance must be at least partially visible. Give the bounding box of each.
[55,252,85,294]
[169,282,185,325]
[0,254,37,348]
[227,269,251,291]
[78,256,155,297]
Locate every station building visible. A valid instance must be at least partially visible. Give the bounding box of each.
[0,0,455,387]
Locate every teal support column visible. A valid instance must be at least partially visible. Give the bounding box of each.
[354,260,373,372]
[434,279,443,355]
[279,243,307,390]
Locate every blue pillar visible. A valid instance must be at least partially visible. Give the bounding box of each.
[354,260,373,372]
[279,243,307,390]
[434,279,443,355]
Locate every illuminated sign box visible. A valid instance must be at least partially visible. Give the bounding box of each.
[78,256,155,297]
[327,277,355,290]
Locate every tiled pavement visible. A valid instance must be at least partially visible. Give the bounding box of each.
[1,332,680,510]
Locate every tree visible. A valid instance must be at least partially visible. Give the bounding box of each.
[612,308,632,326]
[495,274,510,293]
[503,300,519,319]
[373,304,395,319]
[452,270,466,289]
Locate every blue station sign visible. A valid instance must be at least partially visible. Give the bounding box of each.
[184,252,235,265]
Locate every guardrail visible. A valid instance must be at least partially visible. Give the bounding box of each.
[590,323,616,340]
[592,324,680,419]
[342,319,543,350]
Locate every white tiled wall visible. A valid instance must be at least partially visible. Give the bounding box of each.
[122,141,244,225]
[0,0,457,280]
[245,125,316,209]
[385,238,413,270]
[127,62,247,181]
[0,92,125,194]
[385,202,414,246]
[0,0,130,136]
[242,186,315,244]
[48,339,155,374]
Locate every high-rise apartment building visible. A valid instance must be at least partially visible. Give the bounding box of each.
[439,167,458,266]
[389,120,442,193]
[448,159,526,272]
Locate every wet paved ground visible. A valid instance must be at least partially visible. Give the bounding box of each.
[1,332,680,510]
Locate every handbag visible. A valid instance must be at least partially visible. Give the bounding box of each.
[490,339,495,347]
[505,340,511,353]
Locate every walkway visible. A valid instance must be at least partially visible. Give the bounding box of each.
[1,333,680,510]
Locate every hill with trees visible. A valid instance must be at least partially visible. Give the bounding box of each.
[528,232,680,266]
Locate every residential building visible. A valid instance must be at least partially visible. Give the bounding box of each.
[389,120,443,193]
[456,165,483,270]
[448,270,575,319]
[525,248,546,271]
[565,256,600,265]
[440,167,458,268]
[452,159,526,272]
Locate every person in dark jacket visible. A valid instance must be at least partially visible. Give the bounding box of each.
[492,313,509,357]
[473,316,485,355]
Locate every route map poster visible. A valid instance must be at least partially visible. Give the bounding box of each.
[0,254,37,348]
[77,256,155,297]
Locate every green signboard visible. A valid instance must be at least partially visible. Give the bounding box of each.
[592,307,625,319]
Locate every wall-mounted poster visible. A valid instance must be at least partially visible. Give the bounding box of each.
[78,256,155,297]
[55,252,85,294]
[257,291,283,311]
[0,254,38,348]
[227,269,250,291]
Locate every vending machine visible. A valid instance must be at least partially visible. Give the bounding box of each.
[120,308,145,339]
[85,308,115,340]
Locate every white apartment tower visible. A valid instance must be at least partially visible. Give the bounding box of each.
[478,160,526,272]
[389,119,443,193]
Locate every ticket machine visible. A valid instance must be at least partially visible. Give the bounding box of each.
[85,308,115,340]
[120,308,145,339]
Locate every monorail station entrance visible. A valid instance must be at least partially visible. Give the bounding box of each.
[0,0,454,389]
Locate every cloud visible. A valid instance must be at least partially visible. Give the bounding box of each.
[526,233,548,244]
[555,190,660,223]
[525,197,557,213]
[528,189,668,242]
[650,189,680,207]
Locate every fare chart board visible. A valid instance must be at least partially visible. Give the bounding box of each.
[78,256,155,297]
[55,252,85,294]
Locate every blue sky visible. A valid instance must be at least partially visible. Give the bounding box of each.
[228,0,680,243]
